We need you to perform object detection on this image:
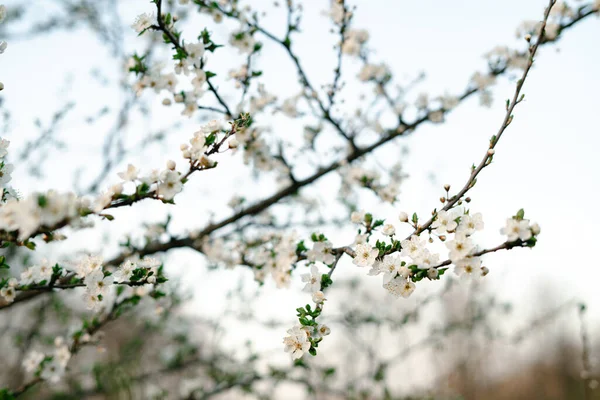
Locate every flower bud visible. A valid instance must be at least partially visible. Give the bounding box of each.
[427,268,439,279]
[166,160,176,170]
[111,183,123,195]
[444,184,451,191]
[398,212,409,222]
[228,138,239,149]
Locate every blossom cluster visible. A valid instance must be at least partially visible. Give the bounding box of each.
[129,11,219,118]
[0,138,15,201]
[349,206,540,300]
[22,337,72,383]
[0,188,88,241]
[0,254,165,310]
[339,163,405,203]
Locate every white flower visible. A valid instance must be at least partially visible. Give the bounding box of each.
[454,257,482,279]
[19,267,36,285]
[54,343,71,368]
[353,243,379,267]
[74,255,103,278]
[500,218,532,241]
[84,268,113,296]
[457,212,484,236]
[383,276,416,298]
[0,286,16,303]
[229,30,256,54]
[83,291,102,311]
[0,138,9,157]
[414,249,440,270]
[315,324,331,339]
[382,224,396,236]
[92,191,113,213]
[38,191,78,227]
[192,69,206,93]
[117,164,139,181]
[446,232,475,262]
[367,259,382,276]
[283,326,311,360]
[158,170,183,200]
[431,210,458,234]
[342,29,369,55]
[398,212,409,222]
[185,42,205,62]
[351,210,365,224]
[114,260,136,282]
[0,162,14,186]
[353,233,368,245]
[0,196,41,240]
[40,359,65,383]
[306,241,335,265]
[140,169,161,185]
[400,235,425,261]
[22,351,45,373]
[312,291,326,304]
[33,259,54,281]
[328,2,346,24]
[301,265,321,293]
[132,12,154,33]
[380,254,402,284]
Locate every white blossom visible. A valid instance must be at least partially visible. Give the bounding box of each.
[158,170,183,200]
[383,276,416,298]
[431,210,458,234]
[380,254,403,284]
[306,241,336,265]
[382,223,396,236]
[457,212,484,236]
[400,235,426,261]
[84,268,113,296]
[454,256,482,279]
[117,164,139,181]
[283,326,311,360]
[40,359,65,383]
[114,260,136,282]
[501,218,532,241]
[301,265,321,293]
[0,286,15,303]
[446,232,475,262]
[353,243,379,267]
[22,351,45,373]
[351,210,365,224]
[132,12,154,33]
[312,290,326,304]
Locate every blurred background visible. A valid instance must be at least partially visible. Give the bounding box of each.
[0,0,599,398]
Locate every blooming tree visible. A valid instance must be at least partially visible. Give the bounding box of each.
[0,0,598,398]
